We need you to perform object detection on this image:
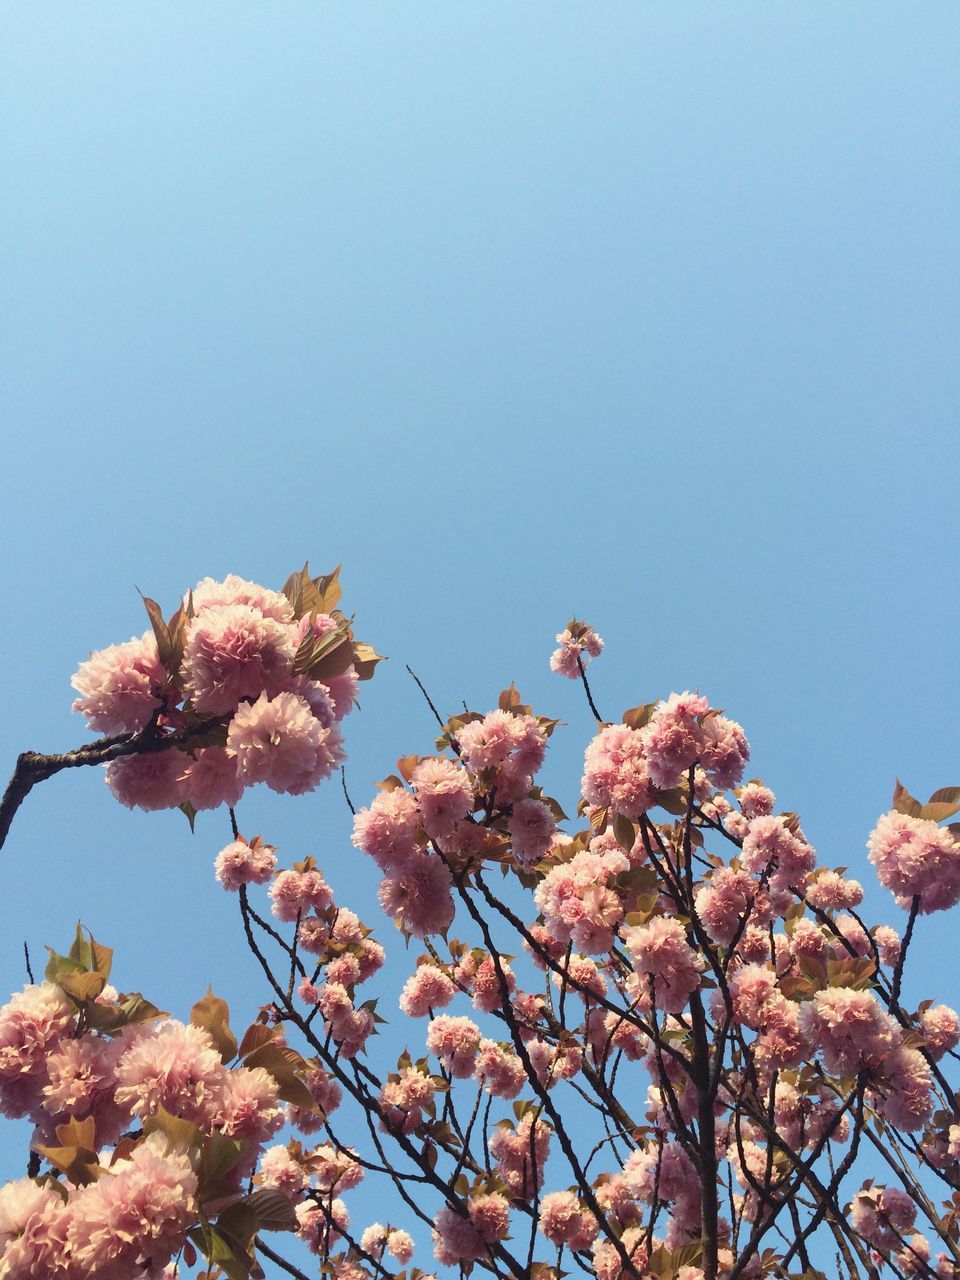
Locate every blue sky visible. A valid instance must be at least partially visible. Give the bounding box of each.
[1,1,958,1266]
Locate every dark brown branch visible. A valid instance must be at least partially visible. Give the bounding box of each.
[0,716,221,852]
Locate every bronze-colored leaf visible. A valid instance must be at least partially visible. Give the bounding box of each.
[192,988,238,1063]
[352,640,386,681]
[144,1106,202,1152]
[141,593,176,670]
[622,702,659,730]
[239,1023,280,1060]
[57,971,107,1002]
[246,1187,299,1231]
[892,779,922,818]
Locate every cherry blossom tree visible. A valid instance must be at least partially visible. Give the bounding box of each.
[0,568,958,1280]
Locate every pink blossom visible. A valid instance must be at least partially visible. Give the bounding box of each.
[700,714,749,790]
[114,1020,226,1129]
[920,1004,960,1059]
[41,1031,134,1145]
[182,603,294,715]
[621,916,703,1014]
[799,989,897,1076]
[471,955,515,1013]
[411,758,474,839]
[276,675,338,727]
[190,573,295,623]
[728,964,779,1029]
[508,798,556,864]
[738,782,775,818]
[312,1144,364,1194]
[105,749,188,811]
[874,924,902,967]
[850,1186,917,1250]
[538,1190,599,1250]
[286,1065,342,1134]
[475,1039,527,1099]
[65,1132,197,1277]
[260,1144,309,1198]
[214,838,277,891]
[71,632,167,734]
[296,916,330,955]
[399,965,456,1017]
[379,1067,436,1134]
[322,667,360,721]
[625,1139,699,1208]
[694,868,754,946]
[219,1065,283,1143]
[426,1015,481,1078]
[641,692,710,790]
[0,983,75,1120]
[468,1193,510,1244]
[357,938,385,981]
[753,994,810,1071]
[0,1176,62,1241]
[326,954,361,987]
[550,623,604,679]
[296,1197,349,1253]
[488,1113,551,1195]
[386,1228,415,1263]
[377,850,454,939]
[806,870,864,911]
[457,711,521,772]
[269,867,334,921]
[740,815,815,886]
[352,788,421,873]
[228,691,344,795]
[178,746,244,811]
[868,811,960,913]
[876,1044,933,1131]
[432,1206,487,1266]
[591,1227,650,1280]
[582,724,654,818]
[457,711,547,789]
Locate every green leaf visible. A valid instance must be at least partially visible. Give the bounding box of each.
[199,1134,248,1198]
[179,801,198,833]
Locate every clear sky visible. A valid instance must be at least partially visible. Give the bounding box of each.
[1,0,958,1264]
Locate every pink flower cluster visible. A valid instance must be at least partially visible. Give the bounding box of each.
[582,692,749,819]
[535,845,631,955]
[549,620,604,680]
[456,709,547,805]
[0,970,315,1279]
[868,810,960,914]
[352,765,473,937]
[72,573,365,814]
[0,1133,197,1279]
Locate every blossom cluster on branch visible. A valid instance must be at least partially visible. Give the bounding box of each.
[70,567,382,817]
[1,567,959,1280]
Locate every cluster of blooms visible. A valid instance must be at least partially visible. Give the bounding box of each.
[0,960,292,1277]
[71,569,380,815]
[7,606,960,1279]
[581,691,750,820]
[350,695,557,936]
[215,837,386,1065]
[549,618,604,680]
